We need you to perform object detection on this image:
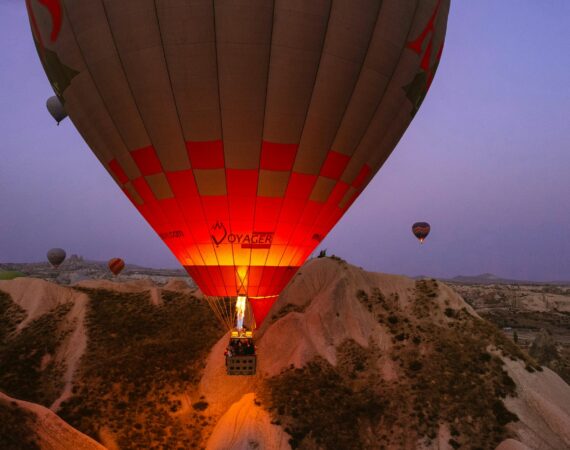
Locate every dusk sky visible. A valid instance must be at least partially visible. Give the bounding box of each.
[1,1,569,281]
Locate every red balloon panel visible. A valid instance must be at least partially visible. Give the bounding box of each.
[109,141,369,298]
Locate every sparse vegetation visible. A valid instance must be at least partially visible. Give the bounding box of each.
[529,330,570,382]
[451,282,570,382]
[0,400,40,450]
[3,267,567,448]
[59,288,224,449]
[0,290,26,342]
[261,346,384,450]
[329,255,346,264]
[270,303,307,323]
[261,283,523,449]
[0,299,72,406]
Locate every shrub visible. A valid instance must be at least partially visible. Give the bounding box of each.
[0,302,72,405]
[57,289,223,448]
[449,439,461,449]
[409,360,423,371]
[192,401,208,411]
[0,401,41,449]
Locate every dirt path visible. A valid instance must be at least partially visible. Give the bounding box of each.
[150,287,163,306]
[50,292,89,412]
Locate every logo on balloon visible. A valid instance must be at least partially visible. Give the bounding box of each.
[211,222,273,250]
[210,222,228,247]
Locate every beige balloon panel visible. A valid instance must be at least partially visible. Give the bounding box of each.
[28,0,449,303]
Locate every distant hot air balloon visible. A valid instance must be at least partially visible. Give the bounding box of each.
[108,258,125,276]
[46,96,67,125]
[27,0,450,330]
[412,222,431,244]
[47,248,66,268]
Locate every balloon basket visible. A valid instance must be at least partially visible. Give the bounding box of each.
[225,329,256,376]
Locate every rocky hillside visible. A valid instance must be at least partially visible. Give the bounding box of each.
[0,392,104,450]
[0,258,190,286]
[453,282,570,384]
[1,258,569,449]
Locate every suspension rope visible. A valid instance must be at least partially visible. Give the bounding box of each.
[205,296,238,331]
[204,295,259,332]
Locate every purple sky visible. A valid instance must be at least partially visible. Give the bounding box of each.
[1,1,569,281]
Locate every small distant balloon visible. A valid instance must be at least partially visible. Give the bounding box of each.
[47,248,66,268]
[412,222,431,244]
[46,96,67,125]
[108,258,125,276]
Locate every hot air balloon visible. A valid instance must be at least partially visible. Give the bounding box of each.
[412,222,431,244]
[46,95,67,125]
[27,0,450,334]
[47,248,66,268]
[108,258,125,276]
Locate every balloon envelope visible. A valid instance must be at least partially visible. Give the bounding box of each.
[47,248,66,268]
[412,222,431,243]
[46,95,67,124]
[108,258,125,276]
[27,0,449,323]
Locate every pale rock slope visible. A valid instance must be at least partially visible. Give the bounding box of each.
[0,392,105,450]
[49,290,89,411]
[504,360,570,449]
[2,260,570,449]
[163,277,195,292]
[73,278,156,292]
[75,278,168,304]
[0,278,77,329]
[496,439,533,450]
[0,276,172,415]
[202,258,570,450]
[0,278,89,411]
[207,393,290,450]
